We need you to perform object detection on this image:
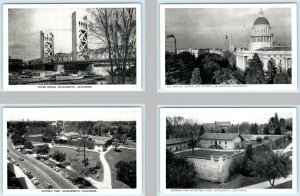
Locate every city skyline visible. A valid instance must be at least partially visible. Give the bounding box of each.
[165,7,292,50]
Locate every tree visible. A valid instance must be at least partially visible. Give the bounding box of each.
[213,67,238,84]
[190,68,201,84]
[120,134,128,144]
[165,55,187,84]
[265,58,277,84]
[240,144,255,176]
[166,150,198,188]
[268,113,286,135]
[263,126,270,135]
[115,160,136,188]
[245,53,265,84]
[24,141,34,149]
[89,8,136,84]
[274,71,291,84]
[183,119,201,156]
[52,150,66,163]
[247,151,292,188]
[36,144,50,157]
[112,139,120,151]
[250,123,259,134]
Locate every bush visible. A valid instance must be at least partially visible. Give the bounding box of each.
[287,135,292,141]
[256,137,262,142]
[209,145,223,149]
[115,160,136,188]
[263,136,269,140]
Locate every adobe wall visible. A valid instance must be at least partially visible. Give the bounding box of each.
[187,156,221,182]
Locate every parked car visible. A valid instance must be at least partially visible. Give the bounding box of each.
[53,166,60,172]
[62,172,70,179]
[44,181,52,189]
[31,177,39,185]
[26,171,33,179]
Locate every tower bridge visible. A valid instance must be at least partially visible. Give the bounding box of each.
[28,11,135,70]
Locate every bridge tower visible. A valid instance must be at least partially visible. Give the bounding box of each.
[40,31,54,62]
[72,11,88,61]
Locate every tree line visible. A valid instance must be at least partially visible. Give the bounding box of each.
[167,113,292,139]
[165,51,292,85]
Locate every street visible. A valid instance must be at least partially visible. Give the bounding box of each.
[7,139,76,189]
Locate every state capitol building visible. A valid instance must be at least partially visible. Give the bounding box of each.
[236,9,292,71]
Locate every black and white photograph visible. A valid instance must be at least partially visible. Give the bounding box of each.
[160,4,297,92]
[3,4,141,91]
[160,107,297,193]
[3,107,142,194]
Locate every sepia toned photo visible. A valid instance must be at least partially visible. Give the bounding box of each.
[3,4,141,91]
[160,107,297,193]
[160,4,297,92]
[3,107,142,194]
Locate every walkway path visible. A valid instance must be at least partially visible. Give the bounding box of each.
[85,146,113,189]
[119,146,136,150]
[239,175,292,189]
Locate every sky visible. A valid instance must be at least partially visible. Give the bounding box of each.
[8,8,101,61]
[163,108,295,124]
[165,7,292,49]
[4,108,139,121]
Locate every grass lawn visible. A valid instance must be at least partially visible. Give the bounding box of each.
[105,148,136,188]
[49,146,104,182]
[121,140,136,148]
[176,150,236,159]
[195,174,266,189]
[270,180,292,189]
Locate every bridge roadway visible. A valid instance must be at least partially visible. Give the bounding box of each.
[31,58,136,66]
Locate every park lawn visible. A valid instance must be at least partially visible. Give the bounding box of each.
[49,146,104,182]
[105,148,136,188]
[270,180,292,189]
[195,174,266,189]
[121,140,136,148]
[177,150,236,159]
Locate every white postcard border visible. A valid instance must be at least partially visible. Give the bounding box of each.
[2,107,143,195]
[159,107,297,194]
[3,4,142,91]
[159,4,298,92]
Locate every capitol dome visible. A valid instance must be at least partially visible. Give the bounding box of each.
[254,16,270,26]
[249,9,273,51]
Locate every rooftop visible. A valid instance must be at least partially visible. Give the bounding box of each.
[60,132,79,136]
[200,133,239,140]
[166,138,187,145]
[256,46,291,51]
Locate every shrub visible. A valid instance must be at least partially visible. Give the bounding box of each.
[256,137,262,142]
[263,136,269,140]
[115,160,136,188]
[209,145,223,149]
[287,135,292,141]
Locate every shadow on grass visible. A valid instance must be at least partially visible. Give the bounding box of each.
[114,149,122,152]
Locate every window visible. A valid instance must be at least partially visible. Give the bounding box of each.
[211,141,213,144]
[219,141,221,144]
[225,141,227,144]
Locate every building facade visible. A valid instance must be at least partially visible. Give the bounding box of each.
[236,9,292,71]
[166,138,188,152]
[199,133,241,149]
[165,34,177,54]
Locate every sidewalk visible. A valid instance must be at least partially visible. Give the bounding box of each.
[239,175,292,189]
[13,164,37,189]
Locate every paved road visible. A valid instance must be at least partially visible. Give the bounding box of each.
[7,139,76,189]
